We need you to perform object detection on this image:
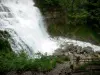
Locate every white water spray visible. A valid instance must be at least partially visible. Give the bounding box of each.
[0,0,58,55]
[0,0,100,55]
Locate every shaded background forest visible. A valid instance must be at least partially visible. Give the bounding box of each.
[35,0,100,45]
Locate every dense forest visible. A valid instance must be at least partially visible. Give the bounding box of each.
[35,0,100,44]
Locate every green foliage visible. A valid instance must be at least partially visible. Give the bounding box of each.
[0,49,70,72]
[35,0,60,12]
[33,56,57,71]
[36,0,89,33]
[0,51,57,72]
[35,0,87,12]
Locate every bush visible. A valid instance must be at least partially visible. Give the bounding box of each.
[0,51,57,72]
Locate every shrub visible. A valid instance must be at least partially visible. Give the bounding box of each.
[0,51,57,72]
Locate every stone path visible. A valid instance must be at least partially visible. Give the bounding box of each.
[47,62,71,75]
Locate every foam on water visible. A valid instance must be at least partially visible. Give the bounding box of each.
[57,37,100,51]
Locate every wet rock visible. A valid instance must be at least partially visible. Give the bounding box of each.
[54,44,94,56]
[7,71,17,75]
[21,71,33,75]
[65,44,79,53]
[76,46,83,54]
[53,49,64,56]
[83,46,94,54]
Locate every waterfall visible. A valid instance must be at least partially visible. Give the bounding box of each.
[0,0,58,55]
[0,0,100,56]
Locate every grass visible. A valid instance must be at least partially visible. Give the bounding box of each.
[0,51,69,72]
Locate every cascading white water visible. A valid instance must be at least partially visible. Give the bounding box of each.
[0,0,58,55]
[0,0,100,56]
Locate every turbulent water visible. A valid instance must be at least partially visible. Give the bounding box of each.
[0,0,100,55]
[0,0,58,55]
